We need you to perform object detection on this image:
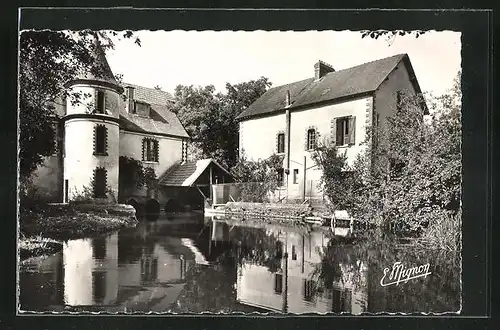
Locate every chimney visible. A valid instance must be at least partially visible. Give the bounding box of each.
[125,86,135,113]
[314,60,335,80]
[285,90,291,107]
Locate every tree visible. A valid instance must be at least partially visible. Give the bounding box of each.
[361,77,460,242]
[230,153,284,202]
[19,30,140,183]
[206,77,272,169]
[170,77,272,169]
[310,142,361,211]
[118,156,158,201]
[313,71,461,247]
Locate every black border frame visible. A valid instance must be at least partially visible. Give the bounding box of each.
[1,6,494,330]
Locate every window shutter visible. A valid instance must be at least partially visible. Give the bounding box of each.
[142,138,146,161]
[348,116,356,145]
[396,90,402,112]
[154,140,159,162]
[276,133,279,153]
[304,129,308,151]
[330,119,337,146]
[94,89,98,113]
[336,119,343,145]
[104,92,113,114]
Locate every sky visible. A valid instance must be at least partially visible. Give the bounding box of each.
[105,30,461,97]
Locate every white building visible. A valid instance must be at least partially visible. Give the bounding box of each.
[236,54,427,202]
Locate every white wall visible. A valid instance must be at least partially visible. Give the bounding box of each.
[64,118,120,201]
[239,113,286,161]
[66,84,121,117]
[119,130,183,179]
[63,239,93,306]
[236,263,284,312]
[238,97,371,200]
[374,61,418,126]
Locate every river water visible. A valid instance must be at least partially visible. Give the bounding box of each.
[19,215,461,314]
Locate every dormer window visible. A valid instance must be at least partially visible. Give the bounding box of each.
[135,101,151,117]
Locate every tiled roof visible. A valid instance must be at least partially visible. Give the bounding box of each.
[118,84,189,138]
[236,54,423,120]
[122,83,175,105]
[119,104,189,139]
[158,159,231,187]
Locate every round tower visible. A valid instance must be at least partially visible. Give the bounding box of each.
[62,37,123,203]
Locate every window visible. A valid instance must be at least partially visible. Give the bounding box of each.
[373,111,380,128]
[96,90,105,114]
[92,237,107,259]
[293,169,299,184]
[142,138,159,162]
[141,256,158,282]
[373,112,380,147]
[274,274,283,294]
[92,272,106,304]
[390,158,406,177]
[336,116,356,146]
[64,180,69,203]
[303,279,316,302]
[135,102,151,117]
[307,128,316,150]
[332,289,352,313]
[93,167,107,198]
[94,124,108,155]
[52,123,58,156]
[396,90,403,112]
[277,168,285,187]
[277,133,285,154]
[291,245,297,260]
[275,241,283,259]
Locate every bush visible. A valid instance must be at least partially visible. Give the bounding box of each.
[230,152,284,203]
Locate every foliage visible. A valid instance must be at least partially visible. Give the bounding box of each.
[118,156,158,198]
[70,182,116,204]
[312,72,461,247]
[70,185,95,203]
[19,30,140,182]
[311,142,362,211]
[231,226,284,274]
[313,235,461,313]
[361,30,427,40]
[230,153,284,202]
[143,167,158,189]
[351,83,461,239]
[119,156,146,192]
[170,77,272,168]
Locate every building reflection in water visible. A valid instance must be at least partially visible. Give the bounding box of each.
[63,234,119,306]
[206,220,369,314]
[60,221,207,310]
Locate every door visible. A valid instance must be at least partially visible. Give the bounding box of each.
[64,180,69,203]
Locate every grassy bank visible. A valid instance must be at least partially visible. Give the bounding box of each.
[19,202,138,261]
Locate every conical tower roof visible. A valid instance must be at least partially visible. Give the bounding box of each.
[66,33,123,93]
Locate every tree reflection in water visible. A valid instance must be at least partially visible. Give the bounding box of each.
[313,233,461,313]
[172,225,284,313]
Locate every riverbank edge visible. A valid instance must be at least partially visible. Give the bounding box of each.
[19,202,138,261]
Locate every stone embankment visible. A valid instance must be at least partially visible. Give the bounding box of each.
[19,202,138,261]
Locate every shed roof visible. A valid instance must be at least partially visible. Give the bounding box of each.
[158,159,232,187]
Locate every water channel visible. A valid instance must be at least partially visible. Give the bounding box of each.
[19,215,461,314]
